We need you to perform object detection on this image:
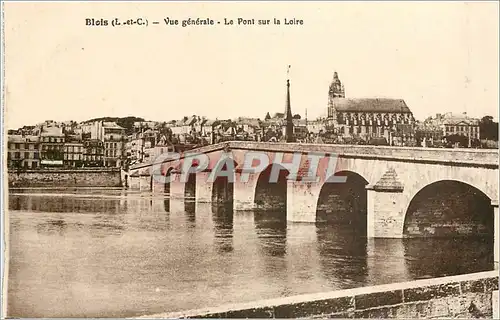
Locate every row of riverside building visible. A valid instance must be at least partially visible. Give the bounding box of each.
[7,121,126,170]
[7,72,485,170]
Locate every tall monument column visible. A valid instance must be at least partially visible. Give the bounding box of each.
[285,73,295,143]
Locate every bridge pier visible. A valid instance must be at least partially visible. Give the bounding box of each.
[366,169,405,238]
[139,173,152,192]
[170,173,185,200]
[151,174,165,194]
[129,172,140,190]
[233,172,258,211]
[196,171,213,203]
[493,200,499,268]
[286,180,322,223]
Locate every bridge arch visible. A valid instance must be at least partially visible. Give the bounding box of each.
[211,159,238,212]
[316,170,369,231]
[163,167,175,195]
[254,164,290,213]
[403,179,494,238]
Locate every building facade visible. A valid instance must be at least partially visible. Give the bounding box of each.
[7,135,40,169]
[327,72,416,145]
[422,112,480,147]
[40,127,65,167]
[83,139,105,167]
[64,142,84,167]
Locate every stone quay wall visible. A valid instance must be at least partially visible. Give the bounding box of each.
[8,169,122,188]
[143,271,499,319]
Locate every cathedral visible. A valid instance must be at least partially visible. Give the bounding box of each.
[327,72,416,145]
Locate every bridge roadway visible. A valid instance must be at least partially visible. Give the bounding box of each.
[128,141,499,265]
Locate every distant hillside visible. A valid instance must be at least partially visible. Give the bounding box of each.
[82,116,146,134]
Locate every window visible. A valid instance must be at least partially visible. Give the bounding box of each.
[24,152,29,159]
[14,143,19,149]
[32,162,37,169]
[14,152,20,159]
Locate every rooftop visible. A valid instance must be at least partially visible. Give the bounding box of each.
[426,112,480,126]
[8,135,40,143]
[332,98,412,113]
[102,122,125,129]
[41,126,64,137]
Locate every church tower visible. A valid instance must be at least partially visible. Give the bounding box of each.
[327,71,345,119]
[329,71,345,98]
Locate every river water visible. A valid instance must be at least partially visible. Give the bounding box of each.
[6,189,494,318]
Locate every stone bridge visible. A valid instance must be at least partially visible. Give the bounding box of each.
[128,141,499,264]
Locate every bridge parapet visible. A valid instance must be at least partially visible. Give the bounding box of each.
[130,141,499,170]
[228,141,499,166]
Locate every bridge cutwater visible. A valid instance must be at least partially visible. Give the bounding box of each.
[128,141,500,266]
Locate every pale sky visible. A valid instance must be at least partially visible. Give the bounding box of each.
[4,1,499,129]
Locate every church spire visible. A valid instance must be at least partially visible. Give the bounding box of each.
[285,65,294,143]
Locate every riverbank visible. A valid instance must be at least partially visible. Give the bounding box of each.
[7,168,122,188]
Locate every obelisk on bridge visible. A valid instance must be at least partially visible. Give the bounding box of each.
[285,65,295,143]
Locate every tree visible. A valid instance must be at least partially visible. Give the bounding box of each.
[445,134,469,148]
[479,116,499,141]
[293,114,301,120]
[264,112,271,121]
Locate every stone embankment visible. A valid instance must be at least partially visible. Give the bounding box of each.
[8,168,122,188]
[140,270,499,319]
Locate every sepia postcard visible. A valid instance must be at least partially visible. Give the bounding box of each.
[1,1,499,319]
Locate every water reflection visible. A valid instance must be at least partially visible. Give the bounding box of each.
[185,200,196,226]
[90,214,125,238]
[9,194,123,214]
[403,237,494,278]
[163,199,170,213]
[7,190,495,318]
[254,210,287,258]
[366,238,409,285]
[316,223,368,287]
[35,218,68,236]
[212,205,234,253]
